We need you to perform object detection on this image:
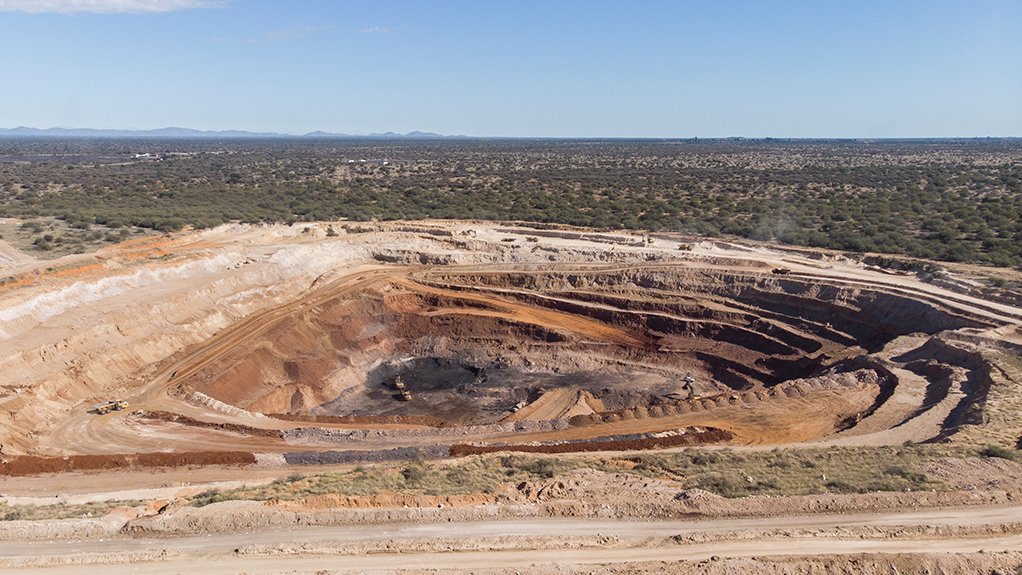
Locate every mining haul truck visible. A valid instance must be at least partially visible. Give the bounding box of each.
[93,400,129,414]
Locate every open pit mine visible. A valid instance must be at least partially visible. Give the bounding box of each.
[1,221,1020,472]
[5,221,1022,574]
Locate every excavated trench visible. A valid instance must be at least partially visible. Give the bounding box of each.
[185,266,1001,443]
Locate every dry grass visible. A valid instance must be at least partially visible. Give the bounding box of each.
[188,444,986,507]
[2,445,1003,520]
[0,500,142,521]
[625,444,966,497]
[191,456,587,506]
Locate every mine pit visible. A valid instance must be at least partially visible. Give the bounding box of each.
[179,263,1003,448]
[3,223,1019,460]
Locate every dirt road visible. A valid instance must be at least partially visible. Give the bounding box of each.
[5,505,1022,573]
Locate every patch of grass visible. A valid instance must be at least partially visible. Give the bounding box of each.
[0,500,142,521]
[503,455,578,479]
[624,445,963,498]
[980,444,1019,462]
[184,445,975,508]
[190,489,233,508]
[401,465,427,482]
[186,455,592,506]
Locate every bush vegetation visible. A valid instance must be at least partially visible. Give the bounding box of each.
[182,444,968,508]
[1,137,1020,267]
[980,444,1020,461]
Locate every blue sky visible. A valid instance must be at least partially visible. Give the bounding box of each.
[0,0,1019,137]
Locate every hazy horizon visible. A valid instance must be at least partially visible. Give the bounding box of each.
[2,125,1022,140]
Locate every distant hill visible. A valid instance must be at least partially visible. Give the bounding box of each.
[0,126,467,139]
[305,130,468,139]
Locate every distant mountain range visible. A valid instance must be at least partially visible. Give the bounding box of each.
[0,126,468,139]
[3,128,1013,141]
